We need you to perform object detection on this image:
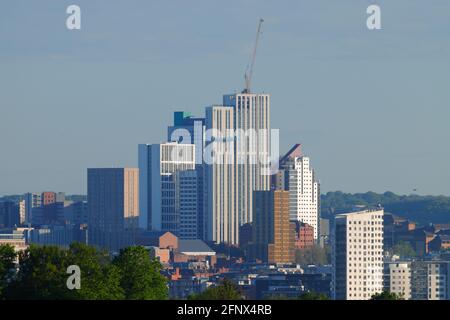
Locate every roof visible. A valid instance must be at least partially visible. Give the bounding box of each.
[279,144,302,164]
[139,230,175,238]
[178,240,215,255]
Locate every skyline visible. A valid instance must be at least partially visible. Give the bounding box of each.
[2,0,450,196]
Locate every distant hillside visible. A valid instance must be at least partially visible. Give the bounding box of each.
[321,191,450,225]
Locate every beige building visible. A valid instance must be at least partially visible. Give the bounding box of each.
[205,106,236,244]
[87,168,139,252]
[333,209,384,300]
[385,260,412,299]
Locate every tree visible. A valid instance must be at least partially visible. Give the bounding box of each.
[295,245,330,266]
[66,242,124,300]
[392,241,416,258]
[7,244,71,299]
[6,243,124,300]
[0,244,16,298]
[371,291,404,300]
[189,278,242,300]
[113,246,168,300]
[297,292,329,300]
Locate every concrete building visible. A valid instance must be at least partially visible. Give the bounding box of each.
[411,260,450,300]
[29,224,88,248]
[0,231,28,253]
[138,142,195,234]
[295,221,314,249]
[24,192,41,224]
[87,168,139,252]
[19,200,26,225]
[167,111,205,166]
[277,144,320,240]
[0,201,20,228]
[384,260,412,299]
[252,190,295,264]
[223,93,271,235]
[204,105,236,244]
[174,169,203,239]
[332,209,384,300]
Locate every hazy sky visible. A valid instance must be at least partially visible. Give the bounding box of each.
[1,0,450,196]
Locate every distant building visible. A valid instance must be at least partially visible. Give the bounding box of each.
[167,111,206,166]
[29,224,88,248]
[276,144,320,240]
[136,230,215,265]
[319,218,330,247]
[138,142,195,233]
[19,200,26,225]
[332,209,384,300]
[0,231,28,253]
[72,201,88,225]
[384,260,412,300]
[252,190,295,264]
[428,234,450,252]
[87,168,139,252]
[239,223,253,248]
[0,201,20,228]
[222,93,271,240]
[24,193,41,224]
[411,260,450,300]
[295,222,314,249]
[204,105,236,245]
[174,169,203,240]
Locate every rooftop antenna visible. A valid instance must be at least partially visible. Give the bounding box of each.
[243,18,264,94]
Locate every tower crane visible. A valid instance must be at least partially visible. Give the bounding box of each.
[243,18,264,94]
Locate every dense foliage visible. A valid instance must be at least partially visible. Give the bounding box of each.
[391,241,416,258]
[295,245,330,266]
[297,292,329,300]
[321,191,450,224]
[371,291,404,300]
[0,243,168,300]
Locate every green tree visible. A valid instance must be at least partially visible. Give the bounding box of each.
[188,278,242,300]
[297,292,329,300]
[0,244,17,298]
[113,246,168,300]
[6,245,71,299]
[371,291,404,300]
[392,241,416,258]
[295,245,330,266]
[67,242,124,300]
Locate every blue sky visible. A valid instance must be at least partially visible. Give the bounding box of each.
[1,0,450,195]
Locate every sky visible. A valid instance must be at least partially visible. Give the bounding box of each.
[1,0,450,196]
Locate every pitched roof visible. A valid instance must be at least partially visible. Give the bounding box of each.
[178,240,215,255]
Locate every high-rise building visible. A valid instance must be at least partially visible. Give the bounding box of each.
[19,200,26,225]
[252,190,295,264]
[87,168,139,252]
[411,260,450,300]
[138,142,195,233]
[223,93,271,229]
[24,192,41,224]
[174,169,203,239]
[204,105,236,244]
[332,209,384,300]
[167,111,205,165]
[277,144,320,240]
[0,201,20,228]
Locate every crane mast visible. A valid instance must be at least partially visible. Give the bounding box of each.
[243,18,264,94]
